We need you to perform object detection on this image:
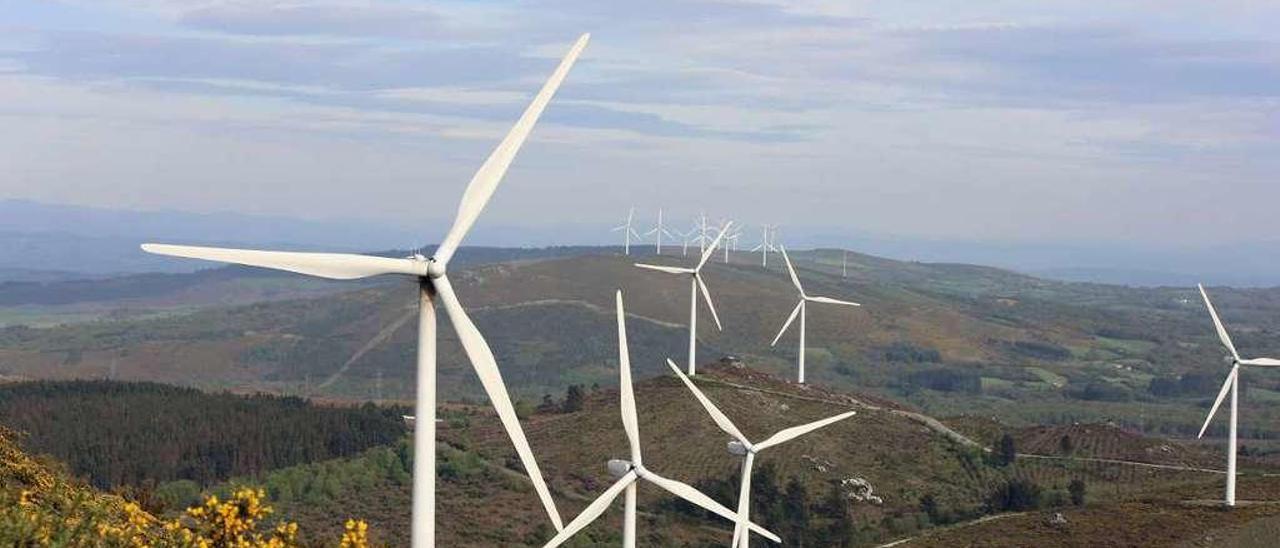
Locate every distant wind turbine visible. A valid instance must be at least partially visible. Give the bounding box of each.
[642,209,675,255]
[140,33,591,547]
[542,291,780,548]
[635,222,731,376]
[667,360,854,547]
[750,224,777,268]
[612,207,641,255]
[771,246,861,383]
[1195,284,1280,507]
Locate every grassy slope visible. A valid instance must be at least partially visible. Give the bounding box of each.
[3,250,1280,438]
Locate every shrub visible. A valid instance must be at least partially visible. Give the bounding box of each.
[992,434,1017,467]
[1069,479,1087,506]
[1074,381,1132,402]
[882,342,942,363]
[906,369,981,394]
[988,478,1041,512]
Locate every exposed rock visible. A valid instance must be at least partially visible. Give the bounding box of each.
[841,477,883,505]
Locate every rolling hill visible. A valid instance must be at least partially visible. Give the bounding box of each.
[4,248,1280,440]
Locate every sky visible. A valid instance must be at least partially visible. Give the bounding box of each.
[2,1,1278,248]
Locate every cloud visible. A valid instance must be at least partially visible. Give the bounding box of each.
[179,2,447,39]
[3,1,1279,246]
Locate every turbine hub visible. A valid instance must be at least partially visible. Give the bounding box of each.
[425,258,446,279]
[727,440,750,456]
[607,459,634,479]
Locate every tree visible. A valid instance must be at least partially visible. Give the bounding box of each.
[782,477,810,546]
[994,434,1017,467]
[919,493,940,524]
[818,484,854,547]
[1058,434,1074,455]
[562,385,585,413]
[1068,479,1086,506]
[989,478,1041,511]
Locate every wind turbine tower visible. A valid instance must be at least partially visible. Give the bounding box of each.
[771,247,862,383]
[643,209,675,255]
[612,207,641,255]
[1195,284,1280,507]
[140,34,590,547]
[668,361,854,547]
[635,223,732,375]
[542,292,780,548]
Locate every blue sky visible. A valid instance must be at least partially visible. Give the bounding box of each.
[1,1,1278,247]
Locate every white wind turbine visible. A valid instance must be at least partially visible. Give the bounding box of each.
[750,224,777,268]
[642,208,675,255]
[543,291,780,548]
[635,222,732,376]
[1195,284,1280,507]
[680,225,697,256]
[140,34,590,547]
[771,246,861,384]
[725,224,742,264]
[690,212,712,254]
[612,207,641,255]
[667,360,855,547]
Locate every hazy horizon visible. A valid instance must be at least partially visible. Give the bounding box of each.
[5,197,1280,287]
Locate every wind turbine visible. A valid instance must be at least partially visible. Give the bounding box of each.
[667,360,855,547]
[842,250,848,278]
[771,246,861,383]
[543,291,780,548]
[750,224,777,268]
[718,223,741,264]
[642,208,675,255]
[140,34,590,547]
[690,212,711,255]
[1195,284,1280,507]
[680,226,697,257]
[635,222,731,376]
[612,207,641,255]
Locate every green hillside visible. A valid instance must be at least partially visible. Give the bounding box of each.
[2,249,1280,443]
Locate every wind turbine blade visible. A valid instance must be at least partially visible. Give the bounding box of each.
[754,411,856,451]
[806,295,862,307]
[635,263,694,275]
[696,221,733,271]
[1199,284,1241,361]
[542,472,637,548]
[1198,366,1238,439]
[140,244,425,280]
[434,34,589,265]
[665,360,749,445]
[770,300,803,347]
[641,471,782,543]
[779,246,805,296]
[1241,358,1280,366]
[696,275,723,331]
[617,291,642,463]
[434,277,563,530]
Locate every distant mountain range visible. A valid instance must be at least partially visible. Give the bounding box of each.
[3,199,1279,286]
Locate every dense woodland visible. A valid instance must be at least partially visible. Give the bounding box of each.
[0,380,406,488]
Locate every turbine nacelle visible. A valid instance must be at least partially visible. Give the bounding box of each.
[727,440,750,456]
[607,459,634,479]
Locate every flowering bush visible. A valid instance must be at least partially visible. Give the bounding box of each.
[0,426,370,547]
